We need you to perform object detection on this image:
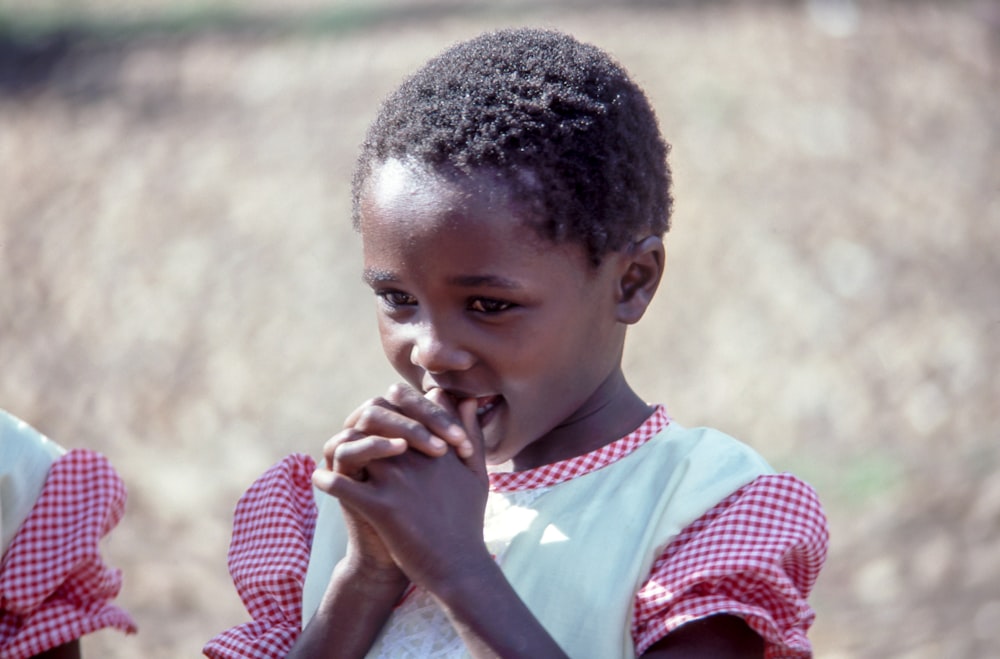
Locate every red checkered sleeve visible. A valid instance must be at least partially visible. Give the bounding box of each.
[204,454,318,659]
[0,449,136,659]
[633,473,828,658]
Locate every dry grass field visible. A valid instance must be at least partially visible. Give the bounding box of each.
[1,1,998,657]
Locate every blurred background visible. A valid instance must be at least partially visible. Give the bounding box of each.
[1,0,997,657]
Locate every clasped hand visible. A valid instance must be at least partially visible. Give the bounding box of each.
[312,384,491,589]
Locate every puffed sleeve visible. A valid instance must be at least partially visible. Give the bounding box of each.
[0,449,137,659]
[633,473,829,658]
[203,454,318,659]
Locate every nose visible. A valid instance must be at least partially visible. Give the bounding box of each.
[409,321,474,374]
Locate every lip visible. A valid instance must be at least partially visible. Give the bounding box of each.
[424,383,499,412]
[431,388,503,425]
[474,394,501,416]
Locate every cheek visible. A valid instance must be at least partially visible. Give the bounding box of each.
[530,314,614,383]
[377,318,411,371]
[502,325,579,387]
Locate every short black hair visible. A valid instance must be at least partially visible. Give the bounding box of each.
[351,28,672,265]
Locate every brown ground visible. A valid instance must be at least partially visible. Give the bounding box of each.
[1,1,998,657]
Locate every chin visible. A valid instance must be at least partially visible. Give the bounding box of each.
[485,453,517,472]
[481,435,511,466]
[483,439,524,470]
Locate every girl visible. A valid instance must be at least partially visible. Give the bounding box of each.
[206,28,827,658]
[0,410,136,659]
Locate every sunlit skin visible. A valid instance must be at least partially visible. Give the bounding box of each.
[297,159,762,657]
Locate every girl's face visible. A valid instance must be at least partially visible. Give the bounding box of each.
[358,159,633,470]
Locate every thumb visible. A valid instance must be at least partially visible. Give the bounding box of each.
[456,398,488,482]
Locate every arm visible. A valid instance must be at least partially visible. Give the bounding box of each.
[287,555,409,659]
[640,615,764,659]
[633,475,829,659]
[430,553,569,658]
[33,640,81,659]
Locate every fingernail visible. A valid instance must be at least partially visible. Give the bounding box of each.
[446,424,466,440]
[430,437,447,451]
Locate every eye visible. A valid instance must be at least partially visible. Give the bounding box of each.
[468,297,515,314]
[376,290,417,309]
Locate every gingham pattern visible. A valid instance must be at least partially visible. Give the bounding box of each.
[206,413,828,658]
[489,405,671,492]
[0,449,136,659]
[633,473,828,657]
[203,454,318,659]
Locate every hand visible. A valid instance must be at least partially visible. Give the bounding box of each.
[320,398,491,590]
[334,384,475,478]
[313,385,475,574]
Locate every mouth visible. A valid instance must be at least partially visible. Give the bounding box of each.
[425,385,503,426]
[471,395,503,437]
[475,395,501,418]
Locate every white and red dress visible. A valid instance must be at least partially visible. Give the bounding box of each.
[205,406,828,659]
[0,410,136,659]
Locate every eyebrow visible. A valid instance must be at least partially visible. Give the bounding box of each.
[363,268,397,285]
[447,274,523,290]
[362,268,522,290]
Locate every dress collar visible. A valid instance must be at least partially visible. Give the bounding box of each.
[488,405,670,492]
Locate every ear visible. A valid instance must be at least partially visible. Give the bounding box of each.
[615,236,665,325]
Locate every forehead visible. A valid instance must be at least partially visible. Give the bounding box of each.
[363,159,518,225]
[359,159,589,273]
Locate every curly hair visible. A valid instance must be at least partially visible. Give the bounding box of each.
[351,28,673,265]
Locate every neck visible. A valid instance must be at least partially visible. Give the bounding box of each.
[511,369,653,471]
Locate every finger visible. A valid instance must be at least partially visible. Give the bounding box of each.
[313,467,400,527]
[312,469,373,509]
[384,383,470,452]
[456,397,488,481]
[322,428,367,469]
[352,404,450,457]
[333,436,408,478]
[343,396,395,429]
[423,388,475,458]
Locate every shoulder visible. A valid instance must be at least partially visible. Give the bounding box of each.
[1,411,128,562]
[229,453,319,558]
[1,410,67,555]
[206,454,319,658]
[2,447,131,583]
[235,453,318,513]
[1,419,136,657]
[635,472,828,656]
[652,422,775,473]
[621,422,777,524]
[667,472,828,563]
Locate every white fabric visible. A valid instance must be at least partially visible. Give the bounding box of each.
[303,423,773,658]
[0,410,65,557]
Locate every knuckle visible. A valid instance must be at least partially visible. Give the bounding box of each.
[355,406,383,429]
[386,382,423,406]
[332,441,355,464]
[429,406,453,425]
[330,428,361,447]
[402,418,432,443]
[324,430,352,457]
[386,383,410,401]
